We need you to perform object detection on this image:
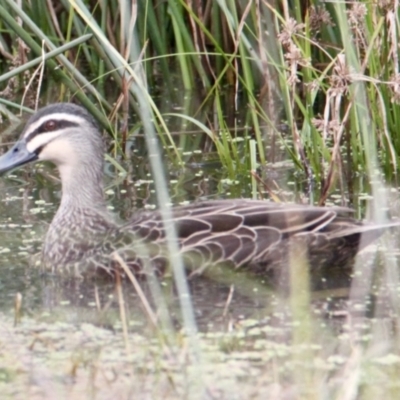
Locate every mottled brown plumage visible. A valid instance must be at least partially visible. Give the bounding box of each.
[0,103,396,289]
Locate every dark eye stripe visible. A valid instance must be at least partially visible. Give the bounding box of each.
[25,120,79,143]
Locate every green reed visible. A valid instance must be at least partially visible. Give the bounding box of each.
[1,1,398,182]
[0,1,400,397]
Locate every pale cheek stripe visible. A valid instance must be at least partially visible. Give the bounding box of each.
[23,113,86,140]
[39,139,76,162]
[26,130,66,153]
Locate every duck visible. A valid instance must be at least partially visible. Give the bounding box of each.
[0,103,396,288]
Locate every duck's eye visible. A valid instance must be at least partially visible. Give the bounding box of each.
[43,120,57,131]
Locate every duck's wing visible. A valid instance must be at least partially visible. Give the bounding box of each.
[123,199,364,269]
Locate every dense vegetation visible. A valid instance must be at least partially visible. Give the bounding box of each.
[1,1,399,197]
[1,1,400,398]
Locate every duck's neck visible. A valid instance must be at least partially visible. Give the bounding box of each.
[57,160,107,212]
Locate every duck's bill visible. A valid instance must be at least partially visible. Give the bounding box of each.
[0,139,38,174]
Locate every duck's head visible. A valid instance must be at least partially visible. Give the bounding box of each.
[0,103,104,175]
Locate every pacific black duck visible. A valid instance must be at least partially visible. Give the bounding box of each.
[0,103,397,287]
